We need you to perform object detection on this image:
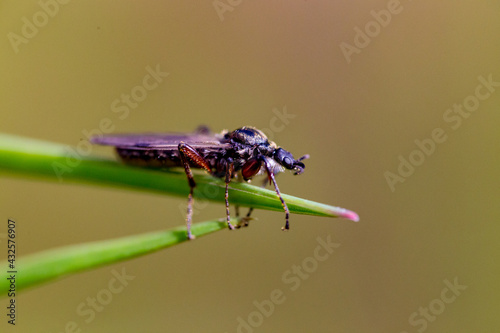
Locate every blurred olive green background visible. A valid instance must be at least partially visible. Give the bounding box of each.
[1,1,499,332]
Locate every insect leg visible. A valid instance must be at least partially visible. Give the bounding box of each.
[234,206,253,228]
[263,157,290,231]
[233,206,251,228]
[236,176,266,228]
[186,187,195,240]
[224,159,235,231]
[178,142,212,240]
[246,207,254,219]
[246,177,267,218]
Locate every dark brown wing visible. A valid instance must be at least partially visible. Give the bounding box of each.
[90,133,231,151]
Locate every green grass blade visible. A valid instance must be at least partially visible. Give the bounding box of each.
[0,133,359,220]
[0,219,229,293]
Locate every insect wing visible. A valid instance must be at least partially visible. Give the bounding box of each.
[91,133,231,151]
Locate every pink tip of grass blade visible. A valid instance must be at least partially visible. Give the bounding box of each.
[333,208,359,222]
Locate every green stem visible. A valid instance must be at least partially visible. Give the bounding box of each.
[0,219,229,293]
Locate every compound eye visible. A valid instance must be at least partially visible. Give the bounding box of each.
[283,156,294,168]
[275,148,294,169]
[242,158,261,180]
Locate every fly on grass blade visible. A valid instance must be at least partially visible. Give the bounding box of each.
[91,126,309,239]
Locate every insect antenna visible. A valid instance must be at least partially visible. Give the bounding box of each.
[297,154,310,162]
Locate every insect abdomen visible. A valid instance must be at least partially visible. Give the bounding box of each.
[115,148,181,168]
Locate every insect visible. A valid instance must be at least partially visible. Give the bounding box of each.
[91,126,309,240]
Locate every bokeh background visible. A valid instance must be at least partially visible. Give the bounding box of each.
[1,1,499,332]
